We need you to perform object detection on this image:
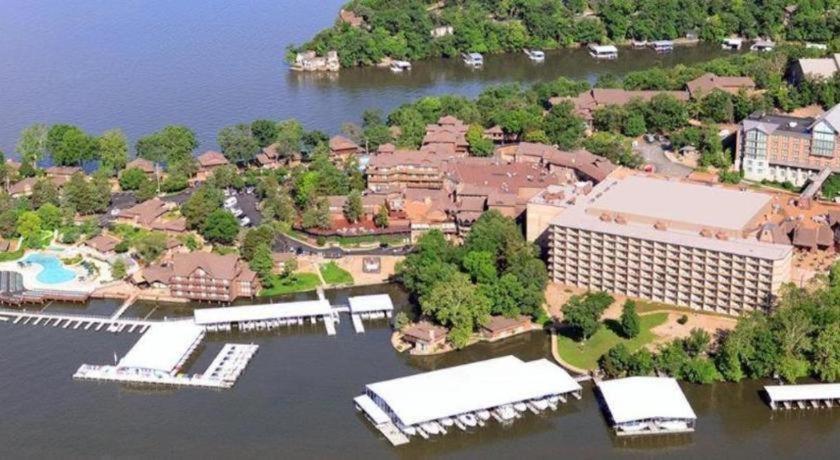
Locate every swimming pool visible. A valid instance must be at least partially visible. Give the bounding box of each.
[23,253,77,285]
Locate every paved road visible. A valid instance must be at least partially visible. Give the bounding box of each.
[635,142,692,178]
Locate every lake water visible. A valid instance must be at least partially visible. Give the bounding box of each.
[0,285,837,459]
[0,0,731,154]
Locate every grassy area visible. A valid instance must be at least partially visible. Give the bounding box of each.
[320,262,354,285]
[556,313,668,370]
[0,248,25,262]
[258,272,321,297]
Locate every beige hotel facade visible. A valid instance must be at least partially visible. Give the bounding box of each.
[548,175,793,315]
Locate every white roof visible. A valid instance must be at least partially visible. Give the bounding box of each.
[348,294,394,313]
[590,44,618,53]
[765,383,840,402]
[366,356,581,426]
[597,377,696,424]
[118,322,204,373]
[193,300,332,325]
[354,395,391,425]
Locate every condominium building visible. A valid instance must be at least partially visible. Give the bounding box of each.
[735,104,840,186]
[548,175,793,315]
[366,148,448,191]
[141,253,259,302]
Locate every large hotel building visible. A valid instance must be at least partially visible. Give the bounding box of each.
[736,103,840,186]
[548,175,793,315]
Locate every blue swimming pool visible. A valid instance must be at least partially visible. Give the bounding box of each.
[23,253,76,285]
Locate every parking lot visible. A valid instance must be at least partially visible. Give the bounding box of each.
[223,188,261,228]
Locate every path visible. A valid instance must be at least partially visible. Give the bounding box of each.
[636,142,692,178]
[109,292,140,321]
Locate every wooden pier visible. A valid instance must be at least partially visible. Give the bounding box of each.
[0,308,153,333]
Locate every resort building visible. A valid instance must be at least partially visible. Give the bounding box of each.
[686,73,756,99]
[366,148,447,192]
[548,175,793,314]
[83,234,121,254]
[526,183,592,250]
[116,198,187,232]
[329,135,360,160]
[8,175,70,198]
[422,116,469,156]
[550,89,689,125]
[480,315,533,341]
[597,377,696,436]
[401,321,448,353]
[790,54,840,84]
[140,252,259,302]
[195,151,229,181]
[735,103,840,186]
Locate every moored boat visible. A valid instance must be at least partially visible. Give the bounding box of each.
[524,49,545,61]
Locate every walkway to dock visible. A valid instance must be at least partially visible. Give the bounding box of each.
[109,292,140,321]
[351,314,365,333]
[0,308,154,333]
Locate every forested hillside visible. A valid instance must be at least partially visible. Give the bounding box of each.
[289,0,840,67]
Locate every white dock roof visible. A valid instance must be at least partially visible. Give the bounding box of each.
[366,356,581,426]
[765,383,840,402]
[348,294,394,314]
[118,322,204,373]
[597,377,696,424]
[193,300,332,325]
[354,395,391,425]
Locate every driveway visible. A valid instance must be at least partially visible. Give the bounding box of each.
[635,141,692,178]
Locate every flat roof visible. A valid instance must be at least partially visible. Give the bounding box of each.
[765,383,840,402]
[348,294,394,313]
[354,395,391,425]
[366,356,581,427]
[193,300,332,325]
[597,377,696,424]
[118,322,205,373]
[588,176,769,232]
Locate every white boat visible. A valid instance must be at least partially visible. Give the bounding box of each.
[721,38,743,50]
[462,52,484,66]
[649,40,674,53]
[458,413,478,427]
[588,44,618,59]
[619,422,649,432]
[494,405,518,422]
[546,399,558,411]
[421,422,440,435]
[477,410,491,421]
[389,60,412,72]
[524,49,545,61]
[401,425,417,436]
[657,420,689,431]
[416,426,430,439]
[526,402,541,414]
[514,402,528,412]
[439,417,454,427]
[453,418,467,430]
[531,398,549,411]
[750,40,774,52]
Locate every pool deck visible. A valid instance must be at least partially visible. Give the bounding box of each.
[0,250,109,293]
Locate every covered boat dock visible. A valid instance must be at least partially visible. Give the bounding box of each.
[356,355,582,445]
[765,383,840,410]
[347,294,394,334]
[597,376,696,436]
[193,299,337,335]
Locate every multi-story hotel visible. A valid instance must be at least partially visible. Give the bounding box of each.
[548,175,793,315]
[142,253,259,302]
[735,103,840,186]
[366,146,448,192]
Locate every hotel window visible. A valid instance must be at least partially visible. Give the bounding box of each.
[811,123,836,157]
[744,129,767,159]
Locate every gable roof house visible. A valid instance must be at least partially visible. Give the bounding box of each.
[140,252,259,302]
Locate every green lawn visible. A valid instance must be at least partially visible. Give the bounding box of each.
[258,273,321,297]
[320,262,354,285]
[0,248,24,262]
[556,313,668,370]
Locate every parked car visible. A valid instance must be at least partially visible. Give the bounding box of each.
[239,217,251,227]
[232,208,244,217]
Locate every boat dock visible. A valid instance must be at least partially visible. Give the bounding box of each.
[596,377,697,436]
[356,356,582,446]
[0,308,153,333]
[194,299,337,335]
[347,294,394,334]
[765,383,840,410]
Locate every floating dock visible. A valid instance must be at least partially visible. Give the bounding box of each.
[194,299,336,335]
[347,294,394,334]
[355,356,582,446]
[596,377,697,436]
[73,322,258,389]
[765,383,840,410]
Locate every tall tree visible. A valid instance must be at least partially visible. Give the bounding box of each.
[135,125,198,165]
[218,124,260,164]
[97,129,129,174]
[343,190,363,223]
[420,272,491,349]
[47,124,96,166]
[251,119,279,148]
[16,124,48,171]
[202,209,240,244]
[619,300,641,338]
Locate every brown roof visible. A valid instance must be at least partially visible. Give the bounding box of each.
[197,151,229,168]
[150,217,187,233]
[543,149,617,182]
[117,198,170,226]
[552,89,690,120]
[45,166,81,177]
[376,143,396,154]
[484,125,504,135]
[481,315,531,334]
[686,73,756,98]
[402,321,447,342]
[329,135,359,153]
[437,115,464,126]
[8,177,37,196]
[143,252,254,284]
[757,223,791,245]
[126,158,155,174]
[368,149,446,169]
[513,142,562,159]
[792,223,834,248]
[84,234,121,253]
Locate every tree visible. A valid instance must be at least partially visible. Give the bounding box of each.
[251,119,279,147]
[683,328,711,357]
[119,167,148,190]
[301,197,331,230]
[111,258,127,279]
[373,202,389,228]
[628,349,655,376]
[699,90,735,123]
[136,125,198,164]
[208,165,244,190]
[645,94,689,132]
[134,232,167,262]
[181,185,224,229]
[160,173,189,193]
[17,211,43,248]
[202,209,240,244]
[343,190,363,223]
[563,292,613,341]
[482,273,526,317]
[97,129,128,174]
[218,124,260,164]
[813,323,840,382]
[241,225,275,261]
[618,300,641,338]
[682,357,722,384]
[16,124,48,171]
[543,101,585,149]
[248,243,274,279]
[281,258,298,279]
[600,344,632,378]
[47,124,96,166]
[466,124,494,156]
[419,272,491,349]
[394,311,410,330]
[136,177,158,201]
[30,178,60,208]
[462,250,497,284]
[36,203,62,231]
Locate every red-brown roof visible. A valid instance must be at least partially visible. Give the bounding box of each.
[403,321,447,342]
[143,252,255,284]
[126,158,156,174]
[329,135,359,153]
[84,234,121,253]
[117,198,170,226]
[686,73,756,98]
[197,151,229,168]
[543,149,617,182]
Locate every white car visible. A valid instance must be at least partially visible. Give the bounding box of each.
[224,197,237,208]
[232,208,244,217]
[239,217,251,227]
